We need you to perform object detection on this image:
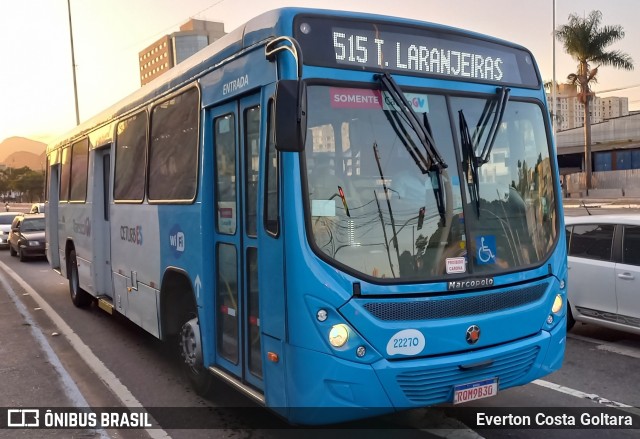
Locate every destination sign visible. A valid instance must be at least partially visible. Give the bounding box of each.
[294,16,539,87]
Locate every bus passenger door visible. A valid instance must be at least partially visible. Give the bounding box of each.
[211,94,264,390]
[47,164,61,269]
[92,148,114,297]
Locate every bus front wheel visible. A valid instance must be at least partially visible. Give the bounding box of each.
[179,316,214,396]
[68,249,92,308]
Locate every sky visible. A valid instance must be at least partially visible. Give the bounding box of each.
[1,0,639,144]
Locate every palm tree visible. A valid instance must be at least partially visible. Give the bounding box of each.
[555,10,633,192]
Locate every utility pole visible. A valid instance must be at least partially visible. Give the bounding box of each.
[552,0,557,135]
[67,0,80,125]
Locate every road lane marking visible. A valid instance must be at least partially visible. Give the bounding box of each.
[0,261,170,439]
[533,379,632,408]
[568,333,640,359]
[596,343,640,359]
[0,270,109,438]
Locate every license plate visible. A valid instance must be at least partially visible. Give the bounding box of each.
[453,378,498,404]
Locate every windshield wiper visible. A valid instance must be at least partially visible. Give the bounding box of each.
[458,87,510,217]
[474,86,511,166]
[459,110,480,216]
[376,73,448,172]
[376,72,448,225]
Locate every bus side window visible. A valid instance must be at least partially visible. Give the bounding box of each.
[215,113,237,235]
[69,138,89,202]
[60,146,71,202]
[149,88,199,202]
[265,101,279,236]
[115,112,147,202]
[245,106,260,237]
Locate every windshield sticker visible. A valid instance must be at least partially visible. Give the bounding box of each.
[382,92,430,113]
[312,199,336,217]
[446,257,467,274]
[386,329,425,356]
[330,88,382,109]
[476,235,497,264]
[217,201,236,234]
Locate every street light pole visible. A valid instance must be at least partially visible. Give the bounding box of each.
[67,0,80,126]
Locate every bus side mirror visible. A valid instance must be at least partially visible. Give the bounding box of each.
[274,80,307,152]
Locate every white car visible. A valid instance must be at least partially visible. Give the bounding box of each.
[0,212,20,248]
[565,214,640,334]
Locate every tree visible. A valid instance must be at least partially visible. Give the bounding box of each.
[555,10,633,191]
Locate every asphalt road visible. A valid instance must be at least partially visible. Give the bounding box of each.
[1,209,639,439]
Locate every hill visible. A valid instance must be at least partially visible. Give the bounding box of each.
[4,151,46,171]
[0,137,46,163]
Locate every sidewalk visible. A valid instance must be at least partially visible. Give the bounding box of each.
[562,194,640,209]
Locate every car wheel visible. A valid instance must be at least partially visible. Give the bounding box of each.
[179,314,214,396]
[68,249,92,308]
[9,245,16,256]
[566,303,576,331]
[18,247,26,262]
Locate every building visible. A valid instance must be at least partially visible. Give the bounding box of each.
[556,112,640,173]
[139,19,226,86]
[546,83,629,131]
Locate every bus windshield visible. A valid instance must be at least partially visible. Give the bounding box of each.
[304,84,557,281]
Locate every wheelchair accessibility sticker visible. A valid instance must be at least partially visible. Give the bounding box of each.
[475,235,496,264]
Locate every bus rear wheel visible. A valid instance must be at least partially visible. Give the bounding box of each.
[68,249,92,308]
[179,316,214,396]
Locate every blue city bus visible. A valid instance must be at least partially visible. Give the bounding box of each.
[45,8,567,424]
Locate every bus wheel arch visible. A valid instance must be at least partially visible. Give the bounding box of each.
[66,241,92,308]
[160,268,214,395]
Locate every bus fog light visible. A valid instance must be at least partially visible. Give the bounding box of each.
[559,279,565,289]
[551,294,563,313]
[329,324,349,347]
[316,309,328,322]
[547,315,554,325]
[356,346,366,357]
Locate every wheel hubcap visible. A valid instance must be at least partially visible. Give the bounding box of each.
[180,317,202,368]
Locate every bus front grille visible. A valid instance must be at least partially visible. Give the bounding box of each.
[363,283,548,321]
[396,345,540,404]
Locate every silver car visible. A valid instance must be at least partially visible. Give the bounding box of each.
[565,214,640,334]
[0,212,20,248]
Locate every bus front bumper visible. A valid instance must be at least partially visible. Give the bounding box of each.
[282,321,565,424]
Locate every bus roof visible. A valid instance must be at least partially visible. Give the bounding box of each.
[47,7,535,153]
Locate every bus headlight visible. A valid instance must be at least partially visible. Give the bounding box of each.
[551,294,563,314]
[328,324,349,348]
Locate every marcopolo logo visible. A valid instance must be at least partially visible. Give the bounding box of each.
[448,277,494,291]
[169,224,185,258]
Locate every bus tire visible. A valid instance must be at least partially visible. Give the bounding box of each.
[566,303,576,331]
[68,249,92,308]
[179,315,214,396]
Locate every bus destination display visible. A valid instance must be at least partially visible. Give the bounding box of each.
[295,16,539,87]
